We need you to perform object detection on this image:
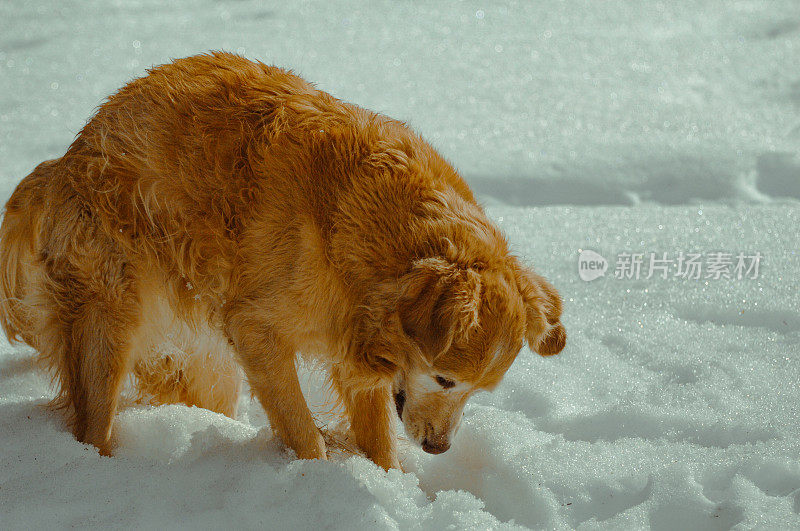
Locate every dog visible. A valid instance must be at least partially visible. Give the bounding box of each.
[0,52,565,469]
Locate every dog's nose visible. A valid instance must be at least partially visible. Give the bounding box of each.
[421,437,450,454]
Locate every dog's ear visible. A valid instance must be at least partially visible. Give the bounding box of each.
[397,257,482,361]
[515,264,566,356]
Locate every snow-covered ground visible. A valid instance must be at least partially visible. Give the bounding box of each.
[1,1,799,529]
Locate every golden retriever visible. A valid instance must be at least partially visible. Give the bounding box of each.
[0,52,565,469]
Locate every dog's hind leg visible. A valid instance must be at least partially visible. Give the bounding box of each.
[133,348,242,418]
[70,291,138,454]
[40,204,140,455]
[181,354,241,418]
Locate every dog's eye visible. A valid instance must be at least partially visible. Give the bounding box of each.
[435,375,456,389]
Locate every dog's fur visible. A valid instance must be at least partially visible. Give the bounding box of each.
[0,53,565,469]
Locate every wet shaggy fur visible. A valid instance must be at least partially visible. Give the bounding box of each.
[0,52,565,469]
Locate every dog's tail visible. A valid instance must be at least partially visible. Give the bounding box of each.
[0,159,53,347]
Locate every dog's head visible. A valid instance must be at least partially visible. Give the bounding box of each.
[356,256,565,454]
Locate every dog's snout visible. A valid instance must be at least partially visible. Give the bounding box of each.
[421,437,450,455]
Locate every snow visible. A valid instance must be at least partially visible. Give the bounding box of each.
[1,1,799,529]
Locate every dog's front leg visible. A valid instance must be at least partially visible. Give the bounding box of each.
[332,370,400,470]
[228,323,325,460]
